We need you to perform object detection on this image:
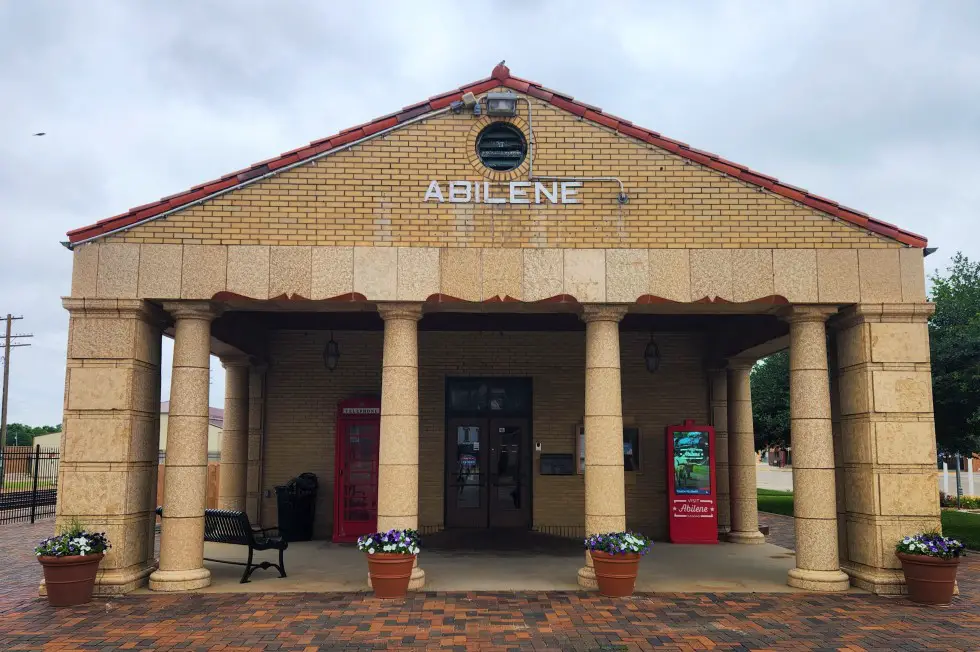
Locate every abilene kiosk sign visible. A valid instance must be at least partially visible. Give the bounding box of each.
[57,63,938,597]
[423,179,582,204]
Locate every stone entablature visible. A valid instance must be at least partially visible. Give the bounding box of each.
[71,242,927,305]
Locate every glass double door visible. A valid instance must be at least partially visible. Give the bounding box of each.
[446,417,530,529]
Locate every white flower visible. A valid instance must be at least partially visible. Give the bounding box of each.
[368,547,375,554]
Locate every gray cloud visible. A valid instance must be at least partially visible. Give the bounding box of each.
[1,0,977,424]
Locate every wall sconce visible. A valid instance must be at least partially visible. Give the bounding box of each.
[486,92,518,116]
[644,333,660,373]
[323,331,340,371]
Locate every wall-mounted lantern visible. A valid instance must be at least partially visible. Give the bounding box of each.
[644,333,660,373]
[323,331,340,372]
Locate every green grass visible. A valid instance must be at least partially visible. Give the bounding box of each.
[757,489,980,549]
[757,488,794,516]
[0,479,56,491]
[938,510,980,550]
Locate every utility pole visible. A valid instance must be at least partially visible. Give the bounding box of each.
[1,315,33,448]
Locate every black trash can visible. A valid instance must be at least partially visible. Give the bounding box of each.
[275,472,318,542]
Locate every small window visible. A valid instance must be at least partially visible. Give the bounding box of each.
[577,424,641,473]
[476,122,527,171]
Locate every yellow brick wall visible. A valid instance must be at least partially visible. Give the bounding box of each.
[260,328,708,540]
[108,89,895,250]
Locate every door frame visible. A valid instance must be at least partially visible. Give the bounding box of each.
[443,377,533,530]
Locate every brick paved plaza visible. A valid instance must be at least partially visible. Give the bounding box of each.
[2,516,979,650]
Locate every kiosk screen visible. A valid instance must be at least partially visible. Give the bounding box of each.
[672,430,711,495]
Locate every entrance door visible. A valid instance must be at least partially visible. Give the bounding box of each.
[488,419,530,528]
[446,417,530,529]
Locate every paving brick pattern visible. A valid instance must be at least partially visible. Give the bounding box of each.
[3,519,979,650]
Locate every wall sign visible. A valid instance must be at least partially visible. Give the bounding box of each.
[424,180,582,205]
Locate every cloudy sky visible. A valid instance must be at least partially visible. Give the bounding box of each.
[1,1,978,426]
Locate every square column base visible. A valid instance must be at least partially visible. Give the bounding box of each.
[148,567,211,592]
[787,567,850,592]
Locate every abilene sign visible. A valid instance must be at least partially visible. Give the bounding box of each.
[423,180,582,204]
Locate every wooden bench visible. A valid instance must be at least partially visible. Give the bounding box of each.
[156,507,288,583]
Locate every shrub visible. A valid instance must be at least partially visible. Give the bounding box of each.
[940,492,980,509]
[896,532,965,560]
[357,529,420,555]
[584,531,651,555]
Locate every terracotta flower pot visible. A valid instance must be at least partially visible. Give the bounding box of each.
[38,554,104,607]
[897,552,960,605]
[590,551,640,597]
[366,553,416,598]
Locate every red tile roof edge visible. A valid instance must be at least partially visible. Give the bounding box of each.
[66,64,927,248]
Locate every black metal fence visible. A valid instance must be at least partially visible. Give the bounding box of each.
[0,445,59,524]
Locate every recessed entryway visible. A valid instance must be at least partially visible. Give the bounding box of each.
[444,378,532,530]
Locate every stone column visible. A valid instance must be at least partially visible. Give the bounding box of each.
[834,304,940,594]
[245,365,267,523]
[149,302,215,592]
[577,305,628,589]
[708,368,731,536]
[785,306,850,592]
[218,355,249,512]
[56,299,166,595]
[376,303,424,590]
[727,360,765,544]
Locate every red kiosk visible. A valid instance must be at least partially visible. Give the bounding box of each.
[332,396,381,542]
[665,419,718,544]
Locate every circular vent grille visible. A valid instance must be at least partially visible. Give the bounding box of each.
[476,122,527,171]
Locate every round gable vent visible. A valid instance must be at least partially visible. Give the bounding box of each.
[476,122,527,171]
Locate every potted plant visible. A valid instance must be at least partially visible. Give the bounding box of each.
[584,531,651,597]
[358,529,420,598]
[35,520,111,607]
[895,532,965,605]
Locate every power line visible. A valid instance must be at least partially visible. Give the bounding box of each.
[1,315,33,447]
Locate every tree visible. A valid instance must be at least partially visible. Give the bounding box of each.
[929,252,980,455]
[3,423,61,447]
[751,351,790,450]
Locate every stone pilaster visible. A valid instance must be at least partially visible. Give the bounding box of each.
[708,368,731,535]
[834,304,940,594]
[376,303,424,590]
[785,305,850,592]
[245,364,267,523]
[726,360,765,544]
[54,298,167,596]
[218,355,249,512]
[577,305,628,589]
[149,301,215,592]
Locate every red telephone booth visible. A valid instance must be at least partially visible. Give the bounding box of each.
[332,396,381,542]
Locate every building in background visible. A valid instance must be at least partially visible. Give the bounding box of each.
[158,402,223,462]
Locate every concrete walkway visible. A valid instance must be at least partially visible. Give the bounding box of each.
[134,537,802,594]
[756,461,794,491]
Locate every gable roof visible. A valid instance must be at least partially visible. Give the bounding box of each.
[66,63,927,248]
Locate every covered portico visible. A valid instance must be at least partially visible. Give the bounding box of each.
[56,63,939,598]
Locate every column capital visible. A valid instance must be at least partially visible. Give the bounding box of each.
[62,297,170,326]
[727,357,756,371]
[162,301,219,321]
[580,305,628,324]
[377,303,423,322]
[220,353,251,369]
[832,302,935,329]
[780,305,838,324]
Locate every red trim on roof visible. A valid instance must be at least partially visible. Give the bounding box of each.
[66,64,927,247]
